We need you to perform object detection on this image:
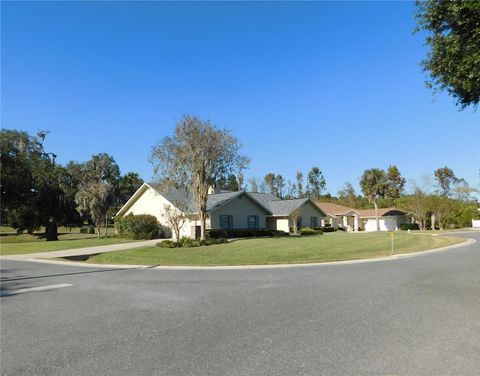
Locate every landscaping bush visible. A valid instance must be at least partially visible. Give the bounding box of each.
[80,226,88,234]
[157,240,178,248]
[320,226,335,232]
[178,236,197,247]
[207,229,288,239]
[399,223,420,231]
[115,214,160,239]
[156,237,228,248]
[88,227,95,234]
[299,227,323,236]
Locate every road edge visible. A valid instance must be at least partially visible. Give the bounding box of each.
[6,236,476,270]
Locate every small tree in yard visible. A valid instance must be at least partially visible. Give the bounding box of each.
[289,207,302,235]
[162,204,187,240]
[360,168,388,231]
[400,186,430,231]
[150,115,249,240]
[428,195,453,230]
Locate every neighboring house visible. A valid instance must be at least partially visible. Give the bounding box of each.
[356,208,412,232]
[116,183,326,239]
[315,202,411,232]
[315,203,361,231]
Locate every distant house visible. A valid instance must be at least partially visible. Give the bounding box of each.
[116,183,326,239]
[315,202,411,232]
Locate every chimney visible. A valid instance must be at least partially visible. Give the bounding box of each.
[208,182,221,195]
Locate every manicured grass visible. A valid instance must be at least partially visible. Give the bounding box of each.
[0,237,136,255]
[86,232,466,266]
[0,226,118,244]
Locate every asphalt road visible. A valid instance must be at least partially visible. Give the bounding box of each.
[1,233,479,376]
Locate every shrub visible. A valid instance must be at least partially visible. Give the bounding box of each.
[178,236,195,247]
[88,227,95,234]
[80,226,88,234]
[115,214,160,239]
[399,223,420,231]
[207,229,288,239]
[299,227,323,236]
[321,226,335,232]
[157,240,178,248]
[156,237,228,248]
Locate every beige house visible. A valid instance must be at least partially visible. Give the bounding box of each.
[315,202,411,232]
[116,183,326,239]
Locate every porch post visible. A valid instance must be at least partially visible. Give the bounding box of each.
[354,215,359,231]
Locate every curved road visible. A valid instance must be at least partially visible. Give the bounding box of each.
[1,233,479,375]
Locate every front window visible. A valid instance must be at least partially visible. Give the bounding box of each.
[220,215,233,229]
[311,216,318,227]
[247,215,258,229]
[297,216,303,228]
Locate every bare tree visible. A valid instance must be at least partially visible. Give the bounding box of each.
[289,207,302,235]
[161,203,187,240]
[276,175,285,199]
[285,180,297,199]
[265,173,277,196]
[150,115,249,240]
[248,177,259,192]
[296,171,303,198]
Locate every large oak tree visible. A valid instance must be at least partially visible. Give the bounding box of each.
[415,0,480,109]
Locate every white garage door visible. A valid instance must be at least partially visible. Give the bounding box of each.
[364,218,396,231]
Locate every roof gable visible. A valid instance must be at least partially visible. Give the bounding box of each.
[357,208,408,218]
[315,202,360,216]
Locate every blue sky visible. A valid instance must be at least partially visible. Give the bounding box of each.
[2,1,479,195]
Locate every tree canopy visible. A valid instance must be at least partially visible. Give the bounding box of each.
[415,0,480,109]
[150,114,249,240]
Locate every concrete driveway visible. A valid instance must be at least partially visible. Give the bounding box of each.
[1,233,479,375]
[0,238,163,260]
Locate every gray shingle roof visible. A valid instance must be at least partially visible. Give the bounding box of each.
[247,192,311,216]
[148,184,322,216]
[148,184,242,213]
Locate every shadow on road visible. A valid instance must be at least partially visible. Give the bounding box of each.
[0,266,143,283]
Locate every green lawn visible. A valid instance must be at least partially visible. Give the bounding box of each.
[86,232,466,266]
[0,226,134,255]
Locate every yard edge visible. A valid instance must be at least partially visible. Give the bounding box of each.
[5,235,475,270]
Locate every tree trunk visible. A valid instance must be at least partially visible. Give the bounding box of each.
[374,200,380,231]
[96,221,101,238]
[104,214,108,236]
[46,218,58,241]
[174,224,180,241]
[431,213,436,230]
[200,211,206,240]
[291,218,297,235]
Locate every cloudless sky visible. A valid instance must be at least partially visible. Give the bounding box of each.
[2,1,479,195]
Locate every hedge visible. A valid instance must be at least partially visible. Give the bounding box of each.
[399,223,420,231]
[299,227,323,236]
[206,228,289,239]
[115,214,160,239]
[157,237,228,248]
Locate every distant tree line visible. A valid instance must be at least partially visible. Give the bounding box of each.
[0,129,144,238]
[243,164,478,231]
[2,126,478,240]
